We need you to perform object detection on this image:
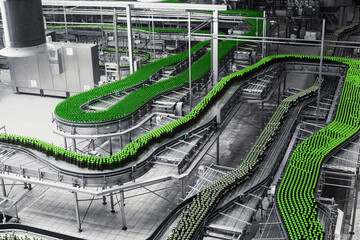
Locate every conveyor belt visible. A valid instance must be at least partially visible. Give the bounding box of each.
[0,56,356,240]
[203,77,339,239]
[0,119,216,188]
[148,69,339,240]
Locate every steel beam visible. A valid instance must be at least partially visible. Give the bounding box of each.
[234,202,257,212]
[316,19,326,122]
[113,9,120,78]
[188,11,192,110]
[332,155,358,165]
[126,5,134,74]
[212,10,219,86]
[165,146,188,155]
[322,182,353,189]
[261,11,266,59]
[42,1,228,11]
[219,212,251,225]
[143,186,177,206]
[0,172,172,196]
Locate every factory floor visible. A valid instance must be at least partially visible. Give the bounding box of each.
[0,70,64,147]
[0,80,276,239]
[0,43,358,239]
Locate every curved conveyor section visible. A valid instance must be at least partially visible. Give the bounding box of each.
[0,57,357,240]
[151,56,360,240]
[0,7,359,240]
[276,57,360,239]
[0,10,265,170]
[54,10,263,127]
[0,224,83,240]
[148,73,331,240]
[0,119,216,187]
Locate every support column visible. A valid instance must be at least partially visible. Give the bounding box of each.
[119,135,123,149]
[126,5,134,74]
[119,190,127,230]
[72,138,77,153]
[256,18,258,36]
[113,9,120,79]
[212,10,219,86]
[27,176,32,190]
[261,11,267,59]
[102,187,107,205]
[63,6,68,41]
[110,192,115,213]
[261,102,264,128]
[91,139,95,151]
[349,173,359,236]
[73,192,82,232]
[100,7,104,35]
[152,12,155,60]
[316,19,325,122]
[0,179,6,197]
[180,178,186,199]
[64,137,67,150]
[216,136,220,165]
[109,137,113,155]
[188,11,192,111]
[339,6,345,28]
[278,84,281,105]
[14,204,18,221]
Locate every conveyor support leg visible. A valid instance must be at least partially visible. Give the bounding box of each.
[0,179,6,197]
[180,178,186,199]
[110,192,115,213]
[109,137,113,155]
[216,137,220,165]
[120,190,127,230]
[64,137,67,150]
[72,139,77,153]
[102,187,107,205]
[73,192,82,232]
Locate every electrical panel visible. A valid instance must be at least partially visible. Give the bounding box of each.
[48,48,63,75]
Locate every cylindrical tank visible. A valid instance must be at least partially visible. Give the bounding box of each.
[0,0,50,57]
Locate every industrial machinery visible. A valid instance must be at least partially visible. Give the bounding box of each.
[0,0,358,240]
[8,42,99,97]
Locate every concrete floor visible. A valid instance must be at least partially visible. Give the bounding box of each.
[0,70,64,147]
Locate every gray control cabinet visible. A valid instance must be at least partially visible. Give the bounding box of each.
[8,42,99,97]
